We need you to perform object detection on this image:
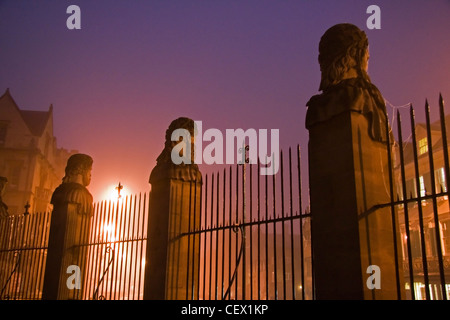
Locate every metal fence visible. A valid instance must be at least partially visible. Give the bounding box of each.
[0,195,149,300]
[0,148,312,300]
[0,211,50,300]
[388,95,450,300]
[168,146,312,300]
[1,95,450,300]
[166,95,450,300]
[79,194,148,300]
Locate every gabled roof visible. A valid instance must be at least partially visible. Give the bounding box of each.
[0,88,52,137]
[19,109,52,136]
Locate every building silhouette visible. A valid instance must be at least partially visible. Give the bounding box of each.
[0,89,75,215]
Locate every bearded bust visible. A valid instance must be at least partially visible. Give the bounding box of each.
[150,117,202,184]
[51,153,93,216]
[306,23,388,142]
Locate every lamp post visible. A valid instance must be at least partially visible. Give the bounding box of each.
[115,182,123,200]
[23,202,30,216]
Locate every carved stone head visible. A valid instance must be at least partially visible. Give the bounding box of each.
[63,153,93,187]
[150,117,202,184]
[318,23,370,91]
[158,117,197,164]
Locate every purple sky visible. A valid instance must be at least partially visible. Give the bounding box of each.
[1,0,450,201]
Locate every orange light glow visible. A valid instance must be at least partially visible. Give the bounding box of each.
[102,223,116,242]
[101,183,132,202]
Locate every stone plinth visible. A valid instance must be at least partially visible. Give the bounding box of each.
[143,164,202,300]
[308,110,404,299]
[42,202,91,300]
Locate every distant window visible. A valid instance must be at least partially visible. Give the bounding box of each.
[8,163,22,188]
[419,138,428,155]
[436,167,447,192]
[442,221,450,256]
[419,176,426,197]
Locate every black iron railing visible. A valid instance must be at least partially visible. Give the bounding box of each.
[167,146,313,300]
[1,95,449,300]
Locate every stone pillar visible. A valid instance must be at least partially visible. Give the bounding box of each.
[144,117,202,300]
[308,111,403,299]
[42,203,91,300]
[306,24,404,300]
[42,153,93,300]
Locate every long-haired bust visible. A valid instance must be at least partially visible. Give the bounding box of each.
[306,23,387,143]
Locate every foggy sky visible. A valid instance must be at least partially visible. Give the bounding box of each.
[1,0,449,200]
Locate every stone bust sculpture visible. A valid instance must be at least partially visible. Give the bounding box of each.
[0,176,8,218]
[157,117,197,165]
[306,23,387,142]
[51,153,93,216]
[149,117,202,184]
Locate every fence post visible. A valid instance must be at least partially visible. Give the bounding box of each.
[144,118,202,300]
[306,23,404,300]
[42,154,93,300]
